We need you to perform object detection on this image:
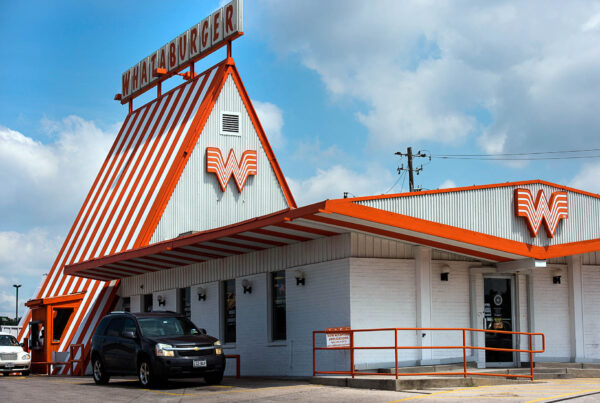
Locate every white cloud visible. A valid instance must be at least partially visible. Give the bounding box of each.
[0,117,115,318]
[257,0,600,153]
[287,164,395,206]
[439,179,457,189]
[570,162,600,194]
[252,100,285,149]
[0,116,116,230]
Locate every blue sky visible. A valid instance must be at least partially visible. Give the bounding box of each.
[1,0,600,316]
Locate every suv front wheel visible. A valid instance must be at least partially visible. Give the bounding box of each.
[138,358,163,387]
[92,357,110,385]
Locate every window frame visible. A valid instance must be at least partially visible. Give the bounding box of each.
[221,279,236,344]
[269,270,287,342]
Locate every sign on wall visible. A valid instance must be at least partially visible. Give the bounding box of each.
[206,147,257,192]
[514,188,568,238]
[121,0,243,102]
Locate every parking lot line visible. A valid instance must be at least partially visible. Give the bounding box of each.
[524,388,600,403]
[388,385,495,402]
[143,383,320,397]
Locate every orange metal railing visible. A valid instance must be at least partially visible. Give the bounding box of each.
[313,327,545,380]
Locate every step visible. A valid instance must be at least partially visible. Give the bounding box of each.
[535,362,584,369]
[374,363,476,374]
[311,376,530,391]
[567,368,600,378]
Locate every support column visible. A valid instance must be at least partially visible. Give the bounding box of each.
[130,295,142,313]
[414,246,432,364]
[567,255,584,362]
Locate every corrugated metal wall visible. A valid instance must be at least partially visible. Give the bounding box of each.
[151,75,289,243]
[356,184,600,247]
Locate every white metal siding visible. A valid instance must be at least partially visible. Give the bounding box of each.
[356,184,600,247]
[151,75,289,242]
[582,266,600,359]
[349,258,418,367]
[350,232,414,259]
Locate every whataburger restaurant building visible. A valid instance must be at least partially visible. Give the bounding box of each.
[18,1,600,377]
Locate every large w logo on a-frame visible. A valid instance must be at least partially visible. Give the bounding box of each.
[514,188,568,238]
[206,147,257,192]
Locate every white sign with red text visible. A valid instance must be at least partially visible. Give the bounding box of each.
[121,0,243,102]
[326,327,351,348]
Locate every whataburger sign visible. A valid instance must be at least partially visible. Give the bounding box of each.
[121,0,243,103]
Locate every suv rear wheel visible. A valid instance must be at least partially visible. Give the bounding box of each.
[92,357,110,384]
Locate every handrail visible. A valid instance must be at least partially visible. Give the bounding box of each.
[313,327,545,381]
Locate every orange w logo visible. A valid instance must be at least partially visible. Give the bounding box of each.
[206,147,257,192]
[514,188,568,238]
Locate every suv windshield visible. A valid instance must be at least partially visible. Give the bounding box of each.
[137,316,201,338]
[0,335,19,346]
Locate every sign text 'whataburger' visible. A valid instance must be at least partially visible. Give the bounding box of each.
[121,0,243,102]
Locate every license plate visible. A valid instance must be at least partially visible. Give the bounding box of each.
[193,360,207,368]
[5,363,14,368]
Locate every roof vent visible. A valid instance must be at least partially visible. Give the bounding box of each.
[221,111,240,136]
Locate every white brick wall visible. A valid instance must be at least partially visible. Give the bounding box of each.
[431,262,470,361]
[582,266,600,359]
[532,266,571,360]
[349,258,417,368]
[190,281,220,338]
[152,288,178,313]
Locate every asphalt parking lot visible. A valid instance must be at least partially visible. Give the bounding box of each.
[1,375,600,402]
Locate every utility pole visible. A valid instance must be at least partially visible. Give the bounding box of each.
[13,284,21,324]
[395,147,429,192]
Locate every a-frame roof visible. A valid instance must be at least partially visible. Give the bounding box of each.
[19,59,296,370]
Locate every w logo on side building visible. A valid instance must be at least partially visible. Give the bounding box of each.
[206,147,257,192]
[514,188,568,238]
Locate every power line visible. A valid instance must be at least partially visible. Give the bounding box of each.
[433,147,600,158]
[384,170,405,194]
[435,155,600,161]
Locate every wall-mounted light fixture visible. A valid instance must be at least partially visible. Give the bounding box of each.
[294,270,305,286]
[440,265,450,282]
[552,268,563,284]
[197,286,206,301]
[242,279,252,294]
[157,295,166,306]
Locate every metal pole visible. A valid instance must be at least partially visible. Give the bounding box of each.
[13,284,21,324]
[462,329,467,378]
[407,147,414,192]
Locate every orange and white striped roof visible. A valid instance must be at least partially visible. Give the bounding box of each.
[19,60,297,373]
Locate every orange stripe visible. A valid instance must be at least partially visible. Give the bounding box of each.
[107,83,190,254]
[75,104,154,263]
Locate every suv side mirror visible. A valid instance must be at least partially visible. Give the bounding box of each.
[123,330,137,339]
[199,328,207,335]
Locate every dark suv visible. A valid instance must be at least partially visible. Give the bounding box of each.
[90,311,225,387]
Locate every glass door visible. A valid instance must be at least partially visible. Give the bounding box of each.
[483,276,515,366]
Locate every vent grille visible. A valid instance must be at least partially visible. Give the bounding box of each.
[221,113,239,134]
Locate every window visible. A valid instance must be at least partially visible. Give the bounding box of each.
[179,287,191,318]
[271,271,286,341]
[52,308,74,342]
[121,318,137,337]
[105,317,124,337]
[223,280,236,343]
[143,294,153,312]
[122,297,131,312]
